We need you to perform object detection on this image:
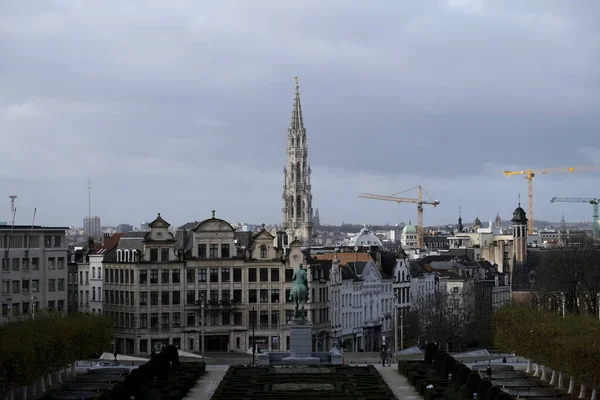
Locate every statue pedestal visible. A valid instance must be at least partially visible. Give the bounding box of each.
[281,319,320,364]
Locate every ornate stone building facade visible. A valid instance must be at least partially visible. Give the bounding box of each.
[103,212,332,355]
[281,77,314,246]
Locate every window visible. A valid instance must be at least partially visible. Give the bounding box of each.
[21,279,29,293]
[161,270,170,284]
[210,289,219,303]
[285,310,294,323]
[161,291,170,305]
[186,290,196,305]
[221,268,230,283]
[54,235,61,247]
[198,268,207,282]
[172,290,180,305]
[150,269,158,284]
[186,268,195,283]
[453,287,459,294]
[1,280,9,294]
[162,312,170,327]
[210,311,219,325]
[209,268,218,283]
[271,268,279,282]
[58,278,65,291]
[150,249,158,261]
[32,280,39,292]
[22,258,29,271]
[31,258,39,270]
[139,292,148,306]
[1,259,8,272]
[248,268,257,282]
[150,313,158,328]
[161,248,169,262]
[260,268,268,282]
[47,258,55,269]
[172,312,181,327]
[139,314,148,328]
[221,244,230,258]
[233,268,242,282]
[44,236,52,247]
[187,313,196,326]
[260,245,267,258]
[48,279,55,292]
[271,289,280,303]
[260,289,268,303]
[260,310,269,326]
[139,270,148,284]
[248,289,257,303]
[222,311,231,325]
[12,258,19,271]
[249,309,257,325]
[209,244,218,258]
[57,257,65,269]
[233,289,242,303]
[12,280,20,294]
[172,269,181,284]
[196,244,206,259]
[221,289,230,303]
[234,311,243,325]
[285,269,293,282]
[150,291,159,306]
[271,310,279,325]
[285,289,292,303]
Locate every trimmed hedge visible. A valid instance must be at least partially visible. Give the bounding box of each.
[0,312,112,396]
[493,302,600,389]
[101,346,206,400]
[399,353,513,400]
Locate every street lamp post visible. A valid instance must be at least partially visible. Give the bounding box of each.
[200,293,206,360]
[561,292,566,319]
[393,296,399,357]
[252,306,256,366]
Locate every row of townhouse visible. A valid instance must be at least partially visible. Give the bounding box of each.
[101,212,331,355]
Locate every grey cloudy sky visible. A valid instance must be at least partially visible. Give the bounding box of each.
[1,0,599,228]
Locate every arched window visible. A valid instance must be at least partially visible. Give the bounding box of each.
[124,249,130,263]
[296,162,301,182]
[296,195,302,218]
[291,137,295,147]
[116,249,122,262]
[260,245,267,258]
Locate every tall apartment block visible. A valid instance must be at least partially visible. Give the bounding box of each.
[0,225,69,322]
[84,216,102,241]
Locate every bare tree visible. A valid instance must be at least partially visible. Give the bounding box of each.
[539,234,600,315]
[413,283,491,350]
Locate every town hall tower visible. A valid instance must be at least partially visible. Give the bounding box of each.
[281,77,313,245]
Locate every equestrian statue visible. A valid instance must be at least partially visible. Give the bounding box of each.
[289,264,309,321]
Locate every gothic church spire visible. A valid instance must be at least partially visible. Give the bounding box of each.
[282,76,313,246]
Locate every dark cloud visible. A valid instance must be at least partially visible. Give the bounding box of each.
[0,0,598,227]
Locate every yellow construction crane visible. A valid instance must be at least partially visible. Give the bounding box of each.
[359,185,440,249]
[503,166,600,235]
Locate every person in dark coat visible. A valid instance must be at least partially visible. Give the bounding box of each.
[380,350,388,367]
[486,363,492,379]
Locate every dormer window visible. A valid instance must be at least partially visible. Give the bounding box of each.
[150,248,158,262]
[260,245,267,258]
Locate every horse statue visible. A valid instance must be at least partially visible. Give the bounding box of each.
[289,264,309,321]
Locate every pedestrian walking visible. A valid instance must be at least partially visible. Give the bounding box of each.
[387,348,393,365]
[380,349,387,367]
[486,363,492,379]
